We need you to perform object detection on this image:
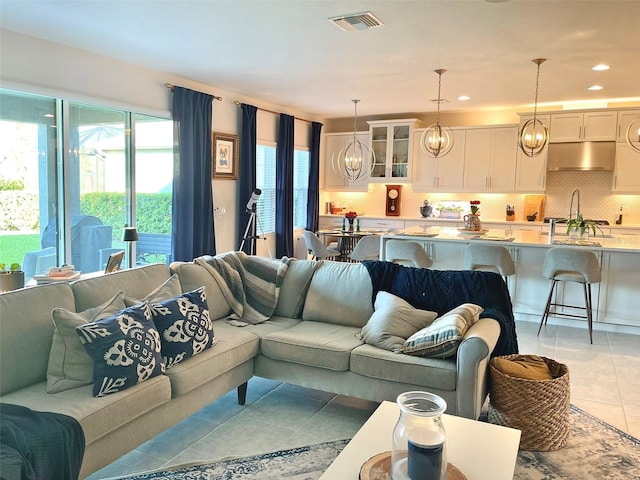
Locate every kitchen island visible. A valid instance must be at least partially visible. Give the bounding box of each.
[380,225,640,332]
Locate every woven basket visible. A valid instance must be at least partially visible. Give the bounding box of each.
[488,354,570,451]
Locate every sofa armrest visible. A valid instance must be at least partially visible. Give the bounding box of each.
[455,317,501,419]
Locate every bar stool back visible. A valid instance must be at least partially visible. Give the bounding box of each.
[385,239,432,268]
[538,247,601,343]
[463,244,515,284]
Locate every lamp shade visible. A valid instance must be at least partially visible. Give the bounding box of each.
[122,227,139,242]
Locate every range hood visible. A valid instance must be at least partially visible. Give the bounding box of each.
[547,142,616,171]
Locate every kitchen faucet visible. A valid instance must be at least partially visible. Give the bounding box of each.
[568,188,581,220]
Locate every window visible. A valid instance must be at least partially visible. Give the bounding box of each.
[293,149,310,229]
[0,88,173,279]
[256,144,276,234]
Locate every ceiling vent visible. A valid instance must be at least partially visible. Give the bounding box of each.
[329,12,384,32]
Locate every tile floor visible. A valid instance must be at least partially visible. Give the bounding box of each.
[87,319,640,479]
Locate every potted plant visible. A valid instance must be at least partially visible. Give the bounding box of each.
[0,262,25,292]
[566,213,602,241]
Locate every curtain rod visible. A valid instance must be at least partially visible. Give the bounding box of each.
[233,100,312,124]
[165,83,222,101]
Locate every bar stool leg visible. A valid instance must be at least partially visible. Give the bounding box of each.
[538,279,557,336]
[584,283,593,344]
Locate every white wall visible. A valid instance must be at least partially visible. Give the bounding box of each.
[1,29,325,254]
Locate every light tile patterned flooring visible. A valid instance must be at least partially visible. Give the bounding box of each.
[87,320,640,479]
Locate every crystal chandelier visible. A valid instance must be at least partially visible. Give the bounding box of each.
[332,99,375,182]
[519,58,549,157]
[421,69,454,158]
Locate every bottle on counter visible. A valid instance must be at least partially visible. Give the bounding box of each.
[616,205,623,225]
[506,205,515,221]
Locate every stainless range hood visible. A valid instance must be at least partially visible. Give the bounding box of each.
[547,142,616,171]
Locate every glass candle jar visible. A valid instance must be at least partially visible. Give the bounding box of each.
[391,391,447,480]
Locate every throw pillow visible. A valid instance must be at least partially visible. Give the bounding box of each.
[76,303,165,397]
[124,274,182,307]
[357,291,438,353]
[148,286,215,368]
[46,291,127,394]
[491,355,553,380]
[402,303,484,359]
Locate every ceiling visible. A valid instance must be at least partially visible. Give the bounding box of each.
[1,0,639,118]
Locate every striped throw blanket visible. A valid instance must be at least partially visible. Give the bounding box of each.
[196,252,291,324]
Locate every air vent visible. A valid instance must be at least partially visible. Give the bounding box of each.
[329,12,384,32]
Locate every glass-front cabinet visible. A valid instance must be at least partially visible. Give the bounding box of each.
[368,119,418,182]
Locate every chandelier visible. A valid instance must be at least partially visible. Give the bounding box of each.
[421,69,454,158]
[332,99,375,182]
[627,116,640,153]
[519,58,549,157]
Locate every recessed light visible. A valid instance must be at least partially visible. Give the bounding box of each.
[588,85,603,91]
[592,64,610,71]
[458,96,470,101]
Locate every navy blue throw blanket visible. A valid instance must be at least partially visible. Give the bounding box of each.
[0,403,85,480]
[363,261,518,357]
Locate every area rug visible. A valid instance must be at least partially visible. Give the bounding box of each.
[111,405,639,480]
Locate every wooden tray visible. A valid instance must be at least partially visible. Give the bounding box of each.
[359,451,467,480]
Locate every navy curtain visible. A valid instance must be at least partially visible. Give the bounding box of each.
[171,87,216,261]
[237,104,257,254]
[276,114,294,258]
[306,121,323,232]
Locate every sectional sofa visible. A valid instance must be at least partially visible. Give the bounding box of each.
[0,255,505,478]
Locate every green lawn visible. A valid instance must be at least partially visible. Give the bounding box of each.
[0,233,41,266]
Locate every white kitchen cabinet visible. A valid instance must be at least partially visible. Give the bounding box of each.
[367,119,418,182]
[514,114,550,192]
[463,126,517,192]
[597,251,640,327]
[359,218,405,231]
[612,142,640,193]
[616,109,640,142]
[322,132,369,191]
[549,111,617,142]
[411,127,466,192]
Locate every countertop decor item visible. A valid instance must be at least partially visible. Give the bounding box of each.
[519,58,549,158]
[420,69,454,158]
[420,200,433,218]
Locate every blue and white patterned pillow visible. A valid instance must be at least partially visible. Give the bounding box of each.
[76,302,165,397]
[148,286,215,368]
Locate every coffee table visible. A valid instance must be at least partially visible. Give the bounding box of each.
[319,401,521,480]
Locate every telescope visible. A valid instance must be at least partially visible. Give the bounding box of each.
[245,188,262,212]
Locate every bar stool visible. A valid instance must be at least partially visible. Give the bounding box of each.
[538,247,601,344]
[385,239,432,268]
[462,244,515,284]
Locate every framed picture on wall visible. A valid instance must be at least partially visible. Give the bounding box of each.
[212,132,239,180]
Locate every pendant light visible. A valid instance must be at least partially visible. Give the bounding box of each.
[332,99,375,182]
[420,69,454,158]
[626,116,640,153]
[519,58,549,157]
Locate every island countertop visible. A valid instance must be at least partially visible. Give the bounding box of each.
[384,225,640,254]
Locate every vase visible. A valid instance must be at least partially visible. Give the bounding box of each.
[347,218,355,231]
[391,391,447,480]
[463,213,482,231]
[569,228,589,243]
[0,271,25,292]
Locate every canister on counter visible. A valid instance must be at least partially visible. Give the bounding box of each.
[506,205,515,221]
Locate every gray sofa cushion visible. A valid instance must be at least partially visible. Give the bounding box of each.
[260,322,363,371]
[302,261,373,327]
[169,262,232,320]
[123,274,182,307]
[0,282,76,396]
[0,375,171,445]
[272,259,318,318]
[72,264,171,312]
[163,320,259,397]
[350,344,457,391]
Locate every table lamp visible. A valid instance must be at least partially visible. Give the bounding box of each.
[122,226,139,268]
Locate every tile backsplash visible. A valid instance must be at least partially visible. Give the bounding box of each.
[322,171,640,225]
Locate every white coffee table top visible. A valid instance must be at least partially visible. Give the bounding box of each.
[320,401,521,480]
